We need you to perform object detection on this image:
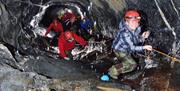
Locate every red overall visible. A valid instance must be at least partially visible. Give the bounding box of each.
[45,19,64,36]
[58,32,87,58]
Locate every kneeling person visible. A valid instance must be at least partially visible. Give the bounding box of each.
[58,31,87,60]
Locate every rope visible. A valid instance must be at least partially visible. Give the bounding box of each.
[153,48,180,62]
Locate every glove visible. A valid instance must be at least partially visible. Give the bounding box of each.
[64,57,70,61]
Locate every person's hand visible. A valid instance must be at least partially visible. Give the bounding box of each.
[143,45,152,51]
[64,57,70,60]
[142,31,150,39]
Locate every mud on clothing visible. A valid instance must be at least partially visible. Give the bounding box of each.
[108,50,137,79]
[108,20,145,79]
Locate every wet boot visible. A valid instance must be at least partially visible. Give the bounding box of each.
[108,50,137,79]
[108,63,123,79]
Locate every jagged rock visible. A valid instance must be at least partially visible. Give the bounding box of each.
[0,43,133,91]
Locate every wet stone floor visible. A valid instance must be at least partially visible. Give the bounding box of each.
[79,55,178,91]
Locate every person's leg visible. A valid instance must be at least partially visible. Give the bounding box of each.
[108,63,122,79]
[57,35,73,60]
[51,33,60,46]
[108,50,137,79]
[121,55,137,73]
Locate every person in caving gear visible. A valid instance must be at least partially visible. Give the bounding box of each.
[107,9,152,79]
[58,31,87,60]
[78,17,94,40]
[61,12,77,31]
[45,19,64,36]
[44,19,64,46]
[57,9,65,20]
[80,17,93,34]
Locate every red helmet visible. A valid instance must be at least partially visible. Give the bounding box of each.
[64,31,74,40]
[124,10,141,22]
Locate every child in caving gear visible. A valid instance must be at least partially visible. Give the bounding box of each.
[108,9,152,79]
[58,31,87,60]
[44,19,64,46]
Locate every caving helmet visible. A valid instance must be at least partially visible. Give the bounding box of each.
[124,10,141,22]
[64,31,74,42]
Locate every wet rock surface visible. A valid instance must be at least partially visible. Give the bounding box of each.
[0,43,134,91]
[0,0,180,91]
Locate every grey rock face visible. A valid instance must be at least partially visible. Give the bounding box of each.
[0,44,132,91]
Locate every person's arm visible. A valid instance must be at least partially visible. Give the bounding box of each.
[73,33,87,47]
[45,23,53,36]
[123,33,143,52]
[58,36,67,58]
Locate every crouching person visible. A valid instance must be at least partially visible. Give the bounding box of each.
[108,9,152,79]
[58,31,87,60]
